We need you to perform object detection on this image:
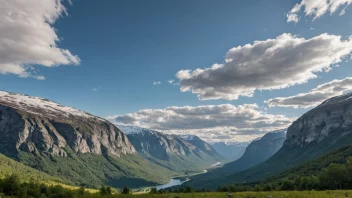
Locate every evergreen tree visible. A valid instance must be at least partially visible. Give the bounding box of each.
[122,186,130,194]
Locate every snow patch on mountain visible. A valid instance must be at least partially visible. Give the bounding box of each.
[116,124,158,135]
[0,90,103,121]
[179,135,199,141]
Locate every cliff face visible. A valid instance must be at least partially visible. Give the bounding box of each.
[0,91,135,157]
[285,93,352,148]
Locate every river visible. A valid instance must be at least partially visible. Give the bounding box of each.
[155,162,221,190]
[156,179,185,190]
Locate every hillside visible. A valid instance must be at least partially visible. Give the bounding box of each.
[266,145,352,182]
[0,91,175,188]
[220,129,286,174]
[0,153,62,183]
[118,125,222,173]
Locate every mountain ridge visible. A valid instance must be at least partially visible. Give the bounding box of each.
[117,125,223,173]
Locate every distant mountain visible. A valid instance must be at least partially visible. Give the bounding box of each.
[192,92,352,189]
[187,129,286,188]
[212,142,249,160]
[117,125,223,173]
[0,91,175,188]
[220,129,286,173]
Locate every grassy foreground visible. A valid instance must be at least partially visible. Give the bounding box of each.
[81,190,352,197]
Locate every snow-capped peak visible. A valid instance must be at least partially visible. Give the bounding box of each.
[179,135,199,141]
[0,90,104,121]
[115,124,157,135]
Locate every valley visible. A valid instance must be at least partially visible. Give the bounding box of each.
[2,91,352,197]
[3,0,352,197]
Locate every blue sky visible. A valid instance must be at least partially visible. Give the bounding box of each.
[2,0,352,142]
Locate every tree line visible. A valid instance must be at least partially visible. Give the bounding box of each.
[217,157,352,192]
[1,156,352,197]
[0,174,133,198]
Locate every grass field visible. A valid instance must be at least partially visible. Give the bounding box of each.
[81,190,352,197]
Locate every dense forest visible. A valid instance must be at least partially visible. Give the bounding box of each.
[216,153,352,192]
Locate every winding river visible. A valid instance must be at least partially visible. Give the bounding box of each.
[155,162,221,190]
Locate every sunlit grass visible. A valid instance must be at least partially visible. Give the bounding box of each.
[81,190,352,197]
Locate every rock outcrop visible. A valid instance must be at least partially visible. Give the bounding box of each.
[0,91,135,157]
[285,93,352,148]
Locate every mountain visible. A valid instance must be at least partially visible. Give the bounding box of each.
[0,91,175,188]
[117,125,222,173]
[191,92,352,189]
[179,135,220,158]
[187,129,286,187]
[212,142,249,160]
[220,129,286,174]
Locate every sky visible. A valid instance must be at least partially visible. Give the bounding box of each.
[1,0,352,143]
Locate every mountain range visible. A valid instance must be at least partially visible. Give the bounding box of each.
[2,90,352,191]
[0,90,222,188]
[0,91,174,188]
[187,92,352,189]
[117,125,222,173]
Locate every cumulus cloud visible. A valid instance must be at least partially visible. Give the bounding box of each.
[0,0,80,79]
[107,104,294,142]
[176,33,352,101]
[287,0,352,23]
[266,77,352,108]
[153,81,161,85]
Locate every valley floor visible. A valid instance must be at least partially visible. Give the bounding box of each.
[79,190,352,198]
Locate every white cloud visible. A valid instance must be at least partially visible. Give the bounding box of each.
[0,0,80,79]
[107,104,294,142]
[287,0,352,23]
[266,77,352,108]
[92,88,98,92]
[153,81,161,85]
[168,80,175,84]
[176,33,352,101]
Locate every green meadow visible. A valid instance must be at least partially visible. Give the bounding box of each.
[79,191,352,198]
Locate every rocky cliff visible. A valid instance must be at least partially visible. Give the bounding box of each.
[285,93,352,148]
[0,91,135,157]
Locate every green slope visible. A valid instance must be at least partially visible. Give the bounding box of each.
[16,149,176,189]
[265,145,352,182]
[0,153,62,183]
